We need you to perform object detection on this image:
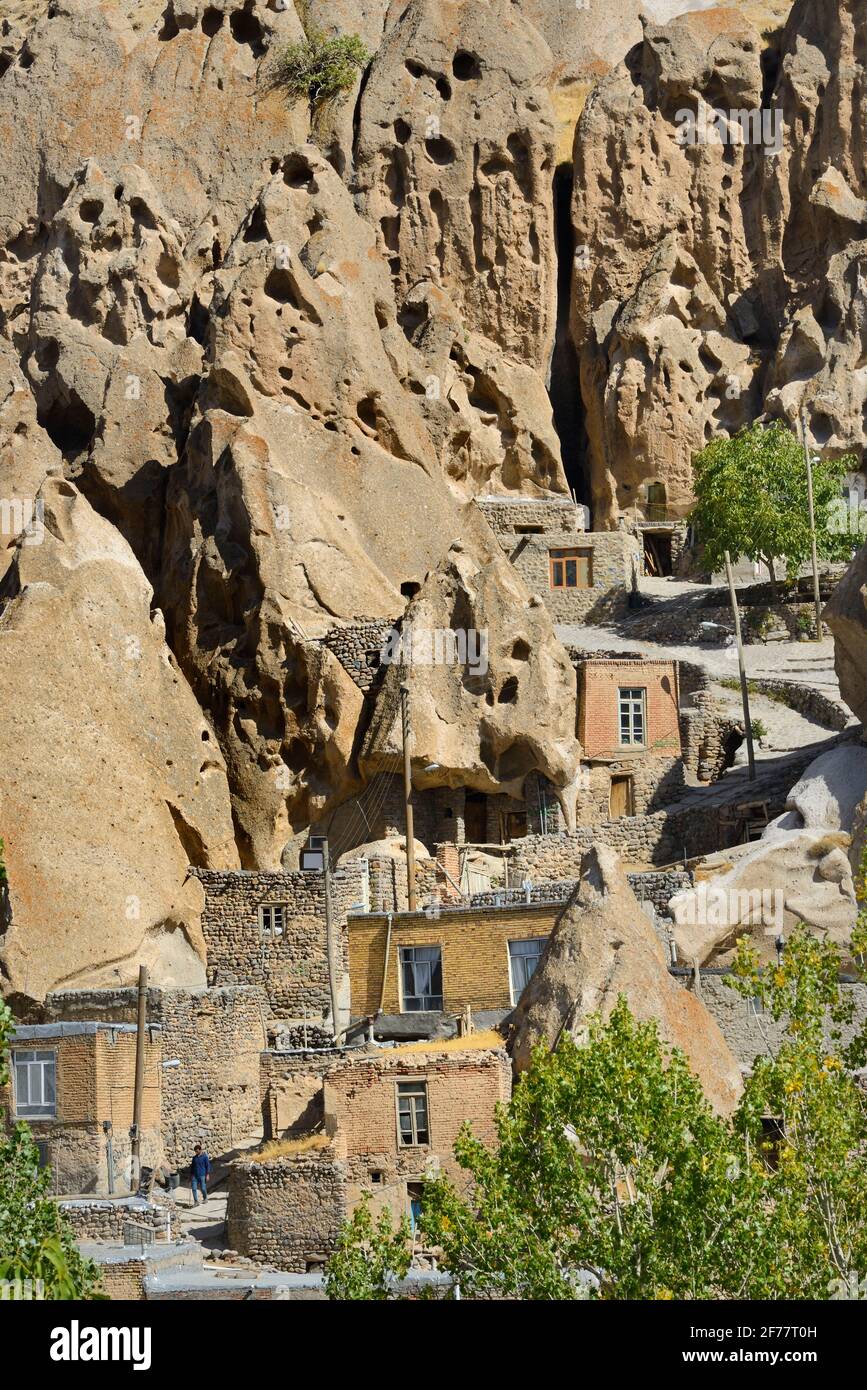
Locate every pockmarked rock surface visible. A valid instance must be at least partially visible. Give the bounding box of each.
[360,535,584,818]
[510,846,743,1114]
[0,479,239,1002]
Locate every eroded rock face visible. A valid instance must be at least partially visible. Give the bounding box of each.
[356,0,559,373]
[0,478,239,1002]
[509,845,743,1114]
[826,539,867,727]
[359,534,584,817]
[569,0,867,524]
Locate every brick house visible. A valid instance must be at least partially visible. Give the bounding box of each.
[577,657,684,818]
[0,1021,162,1196]
[229,1037,512,1269]
[1,986,268,1195]
[348,900,557,1023]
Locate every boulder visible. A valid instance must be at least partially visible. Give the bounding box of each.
[510,845,743,1114]
[785,744,867,833]
[825,539,867,727]
[0,478,239,1003]
[359,535,584,820]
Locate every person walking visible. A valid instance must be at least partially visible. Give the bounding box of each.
[190,1143,211,1205]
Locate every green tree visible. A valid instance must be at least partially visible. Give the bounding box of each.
[691,421,852,596]
[727,924,867,1299]
[274,29,370,111]
[324,1191,411,1300]
[420,1002,759,1299]
[0,994,101,1298]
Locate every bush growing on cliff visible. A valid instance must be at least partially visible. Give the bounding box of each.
[275,29,370,109]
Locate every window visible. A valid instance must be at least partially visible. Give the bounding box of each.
[13,1050,56,1119]
[397,1083,429,1147]
[549,547,592,589]
[618,687,646,746]
[259,904,286,936]
[508,939,547,1004]
[399,945,443,1012]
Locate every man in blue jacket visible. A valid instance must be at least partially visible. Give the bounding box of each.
[190,1143,211,1205]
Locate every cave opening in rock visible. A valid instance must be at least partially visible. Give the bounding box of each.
[549,164,589,513]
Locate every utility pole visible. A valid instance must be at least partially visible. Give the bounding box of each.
[800,406,824,640]
[130,964,148,1193]
[322,838,342,1043]
[724,549,756,782]
[400,683,417,912]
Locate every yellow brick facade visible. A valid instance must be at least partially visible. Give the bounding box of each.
[1,1028,162,1195]
[348,905,557,1015]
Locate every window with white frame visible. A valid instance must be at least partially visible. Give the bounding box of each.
[13,1050,57,1119]
[397,1082,429,1147]
[508,938,547,1004]
[618,687,646,746]
[259,904,287,936]
[399,945,443,1012]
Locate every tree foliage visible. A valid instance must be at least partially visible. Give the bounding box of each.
[274,29,370,109]
[0,997,101,1298]
[691,421,853,587]
[324,1190,411,1300]
[326,920,867,1300]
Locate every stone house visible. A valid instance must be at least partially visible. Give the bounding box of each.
[476,494,641,623]
[192,862,368,1042]
[228,1037,512,1270]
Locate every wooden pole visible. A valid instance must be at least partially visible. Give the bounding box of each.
[800,407,824,641]
[322,839,342,1043]
[724,549,756,781]
[130,964,148,1192]
[400,683,417,912]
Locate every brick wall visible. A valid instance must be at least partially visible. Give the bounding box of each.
[348,904,556,1016]
[579,658,681,760]
[1,1025,162,1195]
[324,1044,512,1223]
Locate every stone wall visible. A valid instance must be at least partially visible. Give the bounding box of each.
[156,987,266,1168]
[57,1196,170,1244]
[226,1141,347,1273]
[677,975,867,1068]
[506,529,640,623]
[475,495,586,536]
[192,864,368,1033]
[319,619,396,692]
[43,986,268,1169]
